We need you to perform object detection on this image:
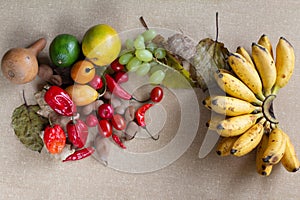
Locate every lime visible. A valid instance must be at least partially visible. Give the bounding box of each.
[49,34,80,67]
[82,24,121,66]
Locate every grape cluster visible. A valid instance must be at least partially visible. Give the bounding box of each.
[118,29,167,84]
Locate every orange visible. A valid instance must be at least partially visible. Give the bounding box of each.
[71,60,95,84]
[82,24,121,66]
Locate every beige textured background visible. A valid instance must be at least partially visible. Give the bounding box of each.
[1,0,300,199]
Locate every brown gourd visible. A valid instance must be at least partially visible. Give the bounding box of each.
[1,38,46,84]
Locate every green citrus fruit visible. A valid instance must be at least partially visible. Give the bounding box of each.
[82,24,121,66]
[49,34,81,67]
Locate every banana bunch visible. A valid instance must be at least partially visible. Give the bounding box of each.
[203,35,299,176]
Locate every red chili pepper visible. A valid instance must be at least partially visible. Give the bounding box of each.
[63,147,95,162]
[105,74,132,100]
[44,86,76,116]
[135,103,153,127]
[66,118,89,149]
[135,103,159,140]
[43,124,66,154]
[112,134,126,149]
[105,74,148,103]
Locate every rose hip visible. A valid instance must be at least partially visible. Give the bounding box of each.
[110,59,125,72]
[85,114,98,127]
[98,119,112,138]
[89,75,103,90]
[114,71,128,84]
[150,86,163,103]
[98,103,114,119]
[111,114,126,131]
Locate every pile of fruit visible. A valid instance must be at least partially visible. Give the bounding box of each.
[203,35,299,176]
[1,18,299,176]
[2,24,169,163]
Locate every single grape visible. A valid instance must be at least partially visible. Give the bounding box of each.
[125,39,134,50]
[149,70,165,84]
[126,56,142,72]
[154,48,166,59]
[136,63,151,76]
[134,35,145,49]
[119,53,133,65]
[146,42,157,53]
[142,29,157,42]
[149,64,165,74]
[135,49,153,62]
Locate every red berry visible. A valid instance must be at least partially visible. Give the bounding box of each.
[89,75,103,90]
[114,71,128,84]
[98,103,114,119]
[150,87,163,103]
[85,114,99,127]
[98,119,112,138]
[111,59,125,72]
[111,114,126,130]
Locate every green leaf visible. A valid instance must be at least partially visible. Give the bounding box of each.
[190,38,230,91]
[165,53,195,87]
[11,104,49,152]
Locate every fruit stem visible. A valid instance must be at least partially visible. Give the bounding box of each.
[139,16,149,30]
[28,38,47,56]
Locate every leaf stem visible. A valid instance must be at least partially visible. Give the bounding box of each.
[22,90,28,107]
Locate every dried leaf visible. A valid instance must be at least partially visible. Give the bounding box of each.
[190,38,230,91]
[11,103,49,152]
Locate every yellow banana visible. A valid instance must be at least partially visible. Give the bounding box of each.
[252,43,277,96]
[228,53,265,100]
[202,96,212,110]
[236,46,255,67]
[258,34,274,58]
[256,134,273,176]
[262,127,287,165]
[281,133,300,172]
[272,37,295,95]
[210,95,261,116]
[216,113,263,137]
[216,136,239,156]
[214,69,262,105]
[206,113,226,131]
[231,118,266,157]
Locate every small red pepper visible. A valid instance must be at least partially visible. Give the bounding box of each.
[44,85,76,116]
[105,74,148,103]
[135,103,153,127]
[66,118,89,149]
[112,134,126,149]
[43,124,66,154]
[63,147,95,162]
[135,103,159,140]
[105,74,132,100]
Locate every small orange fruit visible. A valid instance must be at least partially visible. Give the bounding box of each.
[71,60,95,84]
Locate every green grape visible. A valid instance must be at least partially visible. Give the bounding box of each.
[135,49,153,62]
[134,35,145,49]
[142,29,157,42]
[149,70,166,84]
[146,42,157,53]
[125,39,134,50]
[154,48,166,59]
[136,63,151,76]
[149,64,165,74]
[119,53,133,65]
[126,56,142,72]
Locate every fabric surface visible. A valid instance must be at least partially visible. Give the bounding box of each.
[0,0,300,199]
